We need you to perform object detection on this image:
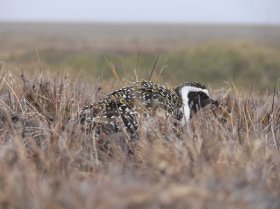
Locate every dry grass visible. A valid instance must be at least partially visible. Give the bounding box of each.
[0,67,279,209]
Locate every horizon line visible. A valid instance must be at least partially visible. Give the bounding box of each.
[1,20,280,27]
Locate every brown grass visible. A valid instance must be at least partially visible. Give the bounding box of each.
[0,67,279,209]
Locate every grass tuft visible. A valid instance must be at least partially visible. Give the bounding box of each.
[0,68,279,209]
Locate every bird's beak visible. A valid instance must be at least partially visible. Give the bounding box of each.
[209,98,219,106]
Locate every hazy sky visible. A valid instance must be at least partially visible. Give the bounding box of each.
[1,0,280,24]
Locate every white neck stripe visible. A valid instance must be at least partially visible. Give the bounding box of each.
[182,86,209,96]
[179,86,209,125]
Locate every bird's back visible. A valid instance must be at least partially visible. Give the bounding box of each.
[80,80,183,137]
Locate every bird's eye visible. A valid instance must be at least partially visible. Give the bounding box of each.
[201,92,207,96]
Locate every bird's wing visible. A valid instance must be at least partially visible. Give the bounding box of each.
[134,81,182,117]
[80,80,182,123]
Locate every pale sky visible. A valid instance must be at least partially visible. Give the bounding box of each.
[1,0,280,24]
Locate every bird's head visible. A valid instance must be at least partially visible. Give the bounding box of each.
[175,82,218,125]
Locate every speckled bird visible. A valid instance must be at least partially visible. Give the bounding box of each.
[80,80,218,138]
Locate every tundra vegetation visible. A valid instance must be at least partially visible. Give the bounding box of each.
[0,23,279,209]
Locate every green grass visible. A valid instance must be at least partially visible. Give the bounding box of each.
[5,43,280,91]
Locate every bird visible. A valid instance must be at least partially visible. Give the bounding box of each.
[79,80,218,138]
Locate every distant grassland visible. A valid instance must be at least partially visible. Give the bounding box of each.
[1,23,280,91]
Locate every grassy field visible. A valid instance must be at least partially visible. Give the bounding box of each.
[0,23,280,209]
[1,23,280,90]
